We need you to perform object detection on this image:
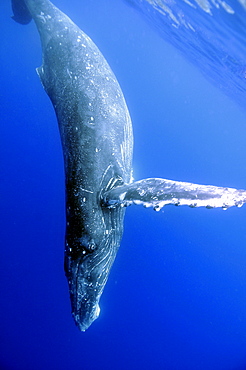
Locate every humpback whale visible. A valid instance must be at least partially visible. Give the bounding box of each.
[12,0,246,331]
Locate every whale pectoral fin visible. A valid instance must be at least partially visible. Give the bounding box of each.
[102,178,246,211]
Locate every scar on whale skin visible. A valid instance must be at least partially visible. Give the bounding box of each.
[12,0,246,331]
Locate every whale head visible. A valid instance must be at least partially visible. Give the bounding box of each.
[64,198,125,331]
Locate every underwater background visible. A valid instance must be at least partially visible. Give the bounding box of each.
[1,0,246,369]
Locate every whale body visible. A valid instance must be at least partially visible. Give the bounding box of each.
[12,0,246,331]
[12,0,134,331]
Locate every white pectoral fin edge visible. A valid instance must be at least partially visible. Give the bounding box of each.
[102,178,246,211]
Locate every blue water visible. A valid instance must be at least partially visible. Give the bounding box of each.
[125,0,246,108]
[0,0,246,369]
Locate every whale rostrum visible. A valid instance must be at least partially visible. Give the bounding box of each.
[12,0,246,331]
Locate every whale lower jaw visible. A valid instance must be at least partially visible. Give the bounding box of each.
[73,303,100,332]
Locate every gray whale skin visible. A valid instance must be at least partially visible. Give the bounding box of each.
[12,0,246,331]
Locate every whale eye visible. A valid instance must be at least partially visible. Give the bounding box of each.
[88,242,96,251]
[79,235,96,253]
